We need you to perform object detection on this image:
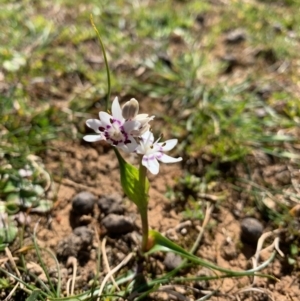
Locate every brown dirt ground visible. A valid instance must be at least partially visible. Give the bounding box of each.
[2,1,300,299]
[15,136,298,301]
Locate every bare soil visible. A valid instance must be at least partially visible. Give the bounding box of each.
[15,136,298,301]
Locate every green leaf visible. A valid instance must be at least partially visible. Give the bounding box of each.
[290,244,298,256]
[6,192,21,204]
[3,180,19,194]
[114,148,149,207]
[26,290,41,301]
[147,230,276,278]
[22,196,40,208]
[31,199,53,213]
[0,220,18,244]
[5,201,20,215]
[0,277,10,289]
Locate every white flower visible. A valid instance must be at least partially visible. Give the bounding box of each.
[122,98,155,136]
[83,97,141,153]
[136,131,182,175]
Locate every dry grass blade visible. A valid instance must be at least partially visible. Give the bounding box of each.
[66,256,78,296]
[5,247,22,287]
[96,252,134,301]
[191,203,214,254]
[101,237,120,291]
[252,229,283,285]
[236,287,274,301]
[158,286,190,301]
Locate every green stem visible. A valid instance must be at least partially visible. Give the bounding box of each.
[139,163,149,252]
[90,15,111,111]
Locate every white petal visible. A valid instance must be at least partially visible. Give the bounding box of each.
[99,111,113,125]
[126,137,139,152]
[158,154,182,163]
[111,97,123,121]
[159,139,178,151]
[118,138,138,153]
[118,144,131,153]
[83,134,105,142]
[141,130,154,142]
[86,119,102,132]
[142,156,159,175]
[123,120,141,132]
[135,143,145,155]
[135,113,149,119]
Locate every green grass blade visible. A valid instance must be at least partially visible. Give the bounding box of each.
[26,290,41,301]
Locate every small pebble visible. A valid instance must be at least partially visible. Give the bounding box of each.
[73,226,94,246]
[72,191,97,215]
[98,194,124,215]
[56,226,93,259]
[225,28,246,44]
[101,214,134,234]
[180,228,187,235]
[163,252,182,271]
[240,217,263,245]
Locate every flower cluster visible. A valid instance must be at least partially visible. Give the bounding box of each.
[84,97,182,174]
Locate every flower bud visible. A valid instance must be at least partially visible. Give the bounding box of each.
[122,98,139,119]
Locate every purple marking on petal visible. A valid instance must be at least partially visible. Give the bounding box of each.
[143,155,156,162]
[99,127,105,132]
[112,119,122,126]
[156,152,163,159]
[106,125,111,129]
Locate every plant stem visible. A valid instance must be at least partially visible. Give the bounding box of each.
[90,15,111,111]
[139,163,149,252]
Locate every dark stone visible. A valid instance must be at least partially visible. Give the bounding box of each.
[240,217,264,245]
[101,214,134,234]
[97,194,124,215]
[163,252,182,271]
[72,191,97,215]
[73,226,94,246]
[56,226,93,261]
